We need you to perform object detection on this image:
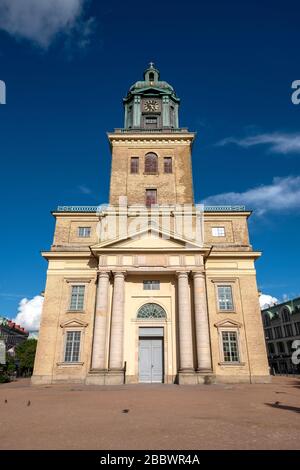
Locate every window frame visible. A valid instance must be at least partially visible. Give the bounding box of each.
[212,226,226,237]
[216,284,235,312]
[145,188,157,207]
[69,284,86,312]
[274,326,283,339]
[284,323,294,337]
[265,328,273,340]
[143,280,160,291]
[130,156,139,174]
[144,152,158,174]
[64,330,82,363]
[217,326,243,365]
[164,157,173,174]
[221,330,240,363]
[78,226,91,238]
[294,322,300,335]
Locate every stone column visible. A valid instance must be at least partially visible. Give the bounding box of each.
[193,272,212,372]
[109,271,126,371]
[177,271,194,372]
[91,272,110,370]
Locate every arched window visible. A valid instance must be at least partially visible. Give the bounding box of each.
[264,313,271,327]
[281,306,290,323]
[149,72,154,81]
[137,303,166,319]
[145,152,158,174]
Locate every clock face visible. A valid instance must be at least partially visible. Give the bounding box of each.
[144,99,159,112]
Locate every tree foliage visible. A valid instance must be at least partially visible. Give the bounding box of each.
[15,339,37,372]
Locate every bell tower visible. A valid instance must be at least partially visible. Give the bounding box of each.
[123,63,180,130]
[108,64,195,206]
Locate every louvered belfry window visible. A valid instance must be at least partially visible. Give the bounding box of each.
[145,153,158,174]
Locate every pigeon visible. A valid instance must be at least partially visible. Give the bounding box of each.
[4,399,7,404]
[27,400,31,407]
[274,401,280,406]
[122,409,129,413]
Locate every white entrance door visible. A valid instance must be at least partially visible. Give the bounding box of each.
[139,338,163,383]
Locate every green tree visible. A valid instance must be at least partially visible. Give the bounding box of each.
[15,339,37,376]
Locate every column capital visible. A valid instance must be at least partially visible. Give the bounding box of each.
[97,271,110,279]
[192,270,205,279]
[112,270,126,279]
[176,270,190,279]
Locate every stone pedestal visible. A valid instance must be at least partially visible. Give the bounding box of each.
[178,371,198,385]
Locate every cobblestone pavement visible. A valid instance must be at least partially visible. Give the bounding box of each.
[0,377,299,450]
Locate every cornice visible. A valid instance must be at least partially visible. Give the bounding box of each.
[207,251,262,259]
[107,131,195,145]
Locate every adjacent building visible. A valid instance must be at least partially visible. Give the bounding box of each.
[32,64,270,385]
[262,297,300,374]
[0,316,29,352]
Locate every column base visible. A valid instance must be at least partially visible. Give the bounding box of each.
[86,369,124,385]
[86,369,107,385]
[106,369,125,385]
[196,371,216,385]
[178,370,198,385]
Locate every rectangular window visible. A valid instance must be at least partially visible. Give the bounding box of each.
[274,326,283,339]
[130,157,139,174]
[294,322,300,335]
[143,280,160,290]
[64,331,81,362]
[145,189,157,207]
[284,324,293,337]
[265,328,273,340]
[277,341,285,354]
[70,285,85,311]
[164,157,172,173]
[217,285,234,311]
[268,343,275,355]
[78,227,91,238]
[212,227,225,237]
[222,331,240,362]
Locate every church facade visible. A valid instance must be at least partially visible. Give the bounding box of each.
[32,64,270,385]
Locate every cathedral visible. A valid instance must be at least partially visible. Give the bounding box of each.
[32,64,270,385]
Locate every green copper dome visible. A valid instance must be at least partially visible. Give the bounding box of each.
[125,63,180,102]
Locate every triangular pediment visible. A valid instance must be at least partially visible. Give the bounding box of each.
[214,318,242,329]
[60,318,88,329]
[91,226,203,252]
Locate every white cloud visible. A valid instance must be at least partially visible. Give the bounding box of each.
[217,132,300,154]
[13,295,44,332]
[259,294,278,310]
[0,0,95,48]
[203,176,300,215]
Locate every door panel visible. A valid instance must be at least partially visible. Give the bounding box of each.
[139,339,152,383]
[139,338,163,383]
[151,339,163,383]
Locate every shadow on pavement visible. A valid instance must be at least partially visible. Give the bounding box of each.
[266,403,300,414]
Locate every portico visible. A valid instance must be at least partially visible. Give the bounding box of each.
[86,230,213,385]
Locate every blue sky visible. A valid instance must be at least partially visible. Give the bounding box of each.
[0,0,300,319]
